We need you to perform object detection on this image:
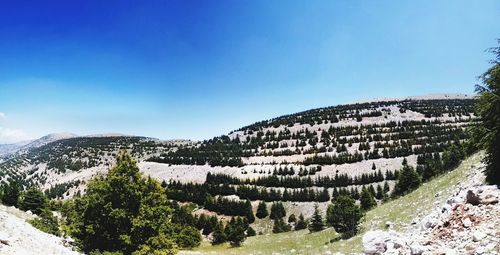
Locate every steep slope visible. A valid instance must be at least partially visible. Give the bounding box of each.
[0,205,80,255]
[181,151,490,255]
[362,151,499,254]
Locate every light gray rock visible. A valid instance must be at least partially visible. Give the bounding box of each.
[410,244,426,255]
[462,218,472,228]
[421,215,439,230]
[363,230,387,254]
[473,231,486,242]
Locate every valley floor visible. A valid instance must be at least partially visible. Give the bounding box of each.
[180,151,487,255]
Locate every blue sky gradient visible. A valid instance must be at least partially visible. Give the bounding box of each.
[0,0,499,142]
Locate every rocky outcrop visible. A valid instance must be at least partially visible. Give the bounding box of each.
[0,205,80,255]
[363,164,500,255]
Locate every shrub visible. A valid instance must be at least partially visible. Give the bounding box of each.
[308,204,324,232]
[393,165,421,196]
[19,188,47,215]
[63,152,179,254]
[326,195,363,238]
[256,201,268,219]
[175,226,201,249]
[294,214,307,230]
[29,208,60,236]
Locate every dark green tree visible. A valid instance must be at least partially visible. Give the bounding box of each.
[244,199,255,223]
[383,182,390,194]
[288,213,296,223]
[211,222,226,245]
[63,152,178,254]
[294,214,307,230]
[394,165,421,196]
[1,181,20,207]
[256,201,268,219]
[308,204,324,232]
[246,226,256,237]
[28,208,60,236]
[375,184,384,200]
[326,195,363,238]
[360,188,377,211]
[176,226,201,249]
[19,188,48,215]
[272,218,291,233]
[270,202,286,220]
[225,217,247,247]
[475,42,500,185]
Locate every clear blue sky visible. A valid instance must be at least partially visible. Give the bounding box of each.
[0,0,498,143]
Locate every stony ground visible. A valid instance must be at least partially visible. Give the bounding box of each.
[0,205,80,255]
[363,159,500,255]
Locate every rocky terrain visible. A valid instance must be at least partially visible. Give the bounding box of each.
[363,161,500,255]
[0,205,79,255]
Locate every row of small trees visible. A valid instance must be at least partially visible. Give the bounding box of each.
[206,171,393,189]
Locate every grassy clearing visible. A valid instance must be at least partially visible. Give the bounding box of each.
[181,152,484,255]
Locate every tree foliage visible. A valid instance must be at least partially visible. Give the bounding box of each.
[63,152,186,254]
[270,202,286,219]
[19,188,47,215]
[326,195,363,238]
[475,41,500,185]
[393,165,421,196]
[294,214,307,230]
[1,181,20,207]
[256,201,268,219]
[360,188,377,211]
[211,222,227,245]
[272,218,291,233]
[29,208,61,236]
[308,204,324,232]
[224,217,248,247]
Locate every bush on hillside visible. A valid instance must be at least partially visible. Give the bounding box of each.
[62,152,184,254]
[294,214,308,230]
[224,217,247,247]
[29,208,60,236]
[326,195,363,238]
[19,188,48,215]
[393,165,421,196]
[256,201,268,219]
[308,204,324,232]
[360,188,377,211]
[1,181,21,207]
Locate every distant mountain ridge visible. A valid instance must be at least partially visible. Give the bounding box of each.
[350,93,474,104]
[0,133,77,159]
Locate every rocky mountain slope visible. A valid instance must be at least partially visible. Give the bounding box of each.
[0,205,79,255]
[0,133,77,159]
[181,151,498,255]
[0,135,190,199]
[0,95,478,227]
[362,156,500,255]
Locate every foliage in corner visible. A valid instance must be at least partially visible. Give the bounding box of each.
[475,40,500,185]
